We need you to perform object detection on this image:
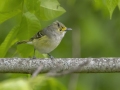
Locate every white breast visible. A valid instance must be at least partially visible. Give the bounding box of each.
[32,34,65,54]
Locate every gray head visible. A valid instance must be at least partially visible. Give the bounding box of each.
[44,21,72,38]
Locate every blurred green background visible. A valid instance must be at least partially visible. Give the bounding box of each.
[1,0,120,90]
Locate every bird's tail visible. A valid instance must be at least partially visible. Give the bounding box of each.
[16,40,30,45]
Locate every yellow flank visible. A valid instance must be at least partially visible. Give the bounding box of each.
[32,35,59,54]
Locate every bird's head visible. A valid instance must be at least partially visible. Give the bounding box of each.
[45,21,72,38]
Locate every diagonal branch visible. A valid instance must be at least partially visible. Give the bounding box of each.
[0,58,120,74]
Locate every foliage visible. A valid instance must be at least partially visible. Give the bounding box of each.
[94,0,119,19]
[1,0,120,90]
[0,76,67,90]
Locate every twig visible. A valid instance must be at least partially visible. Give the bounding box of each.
[32,65,43,78]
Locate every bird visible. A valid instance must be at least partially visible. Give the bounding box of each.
[17,21,72,58]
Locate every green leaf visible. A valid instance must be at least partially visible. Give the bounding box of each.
[0,0,23,12]
[48,78,67,90]
[94,0,103,7]
[0,0,22,24]
[118,0,120,9]
[104,0,118,19]
[24,0,40,13]
[25,0,66,20]
[39,0,66,20]
[17,12,41,40]
[30,76,67,90]
[17,44,34,58]
[0,9,21,24]
[17,12,41,57]
[0,26,19,57]
[0,79,30,90]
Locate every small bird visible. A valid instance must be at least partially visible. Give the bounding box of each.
[17,21,72,58]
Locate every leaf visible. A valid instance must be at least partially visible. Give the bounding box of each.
[0,79,31,90]
[104,0,118,19]
[17,12,41,57]
[24,0,40,13]
[0,0,23,12]
[17,44,34,58]
[0,0,23,24]
[17,12,41,40]
[39,0,66,20]
[0,26,19,57]
[0,9,21,24]
[118,0,120,9]
[25,0,66,20]
[30,76,67,90]
[0,0,22,24]
[48,78,67,90]
[94,0,103,7]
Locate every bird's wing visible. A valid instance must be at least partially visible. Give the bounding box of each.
[30,30,45,41]
[17,30,45,45]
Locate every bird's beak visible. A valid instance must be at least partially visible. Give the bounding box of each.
[66,28,72,31]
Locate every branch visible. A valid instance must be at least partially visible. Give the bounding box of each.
[0,58,120,74]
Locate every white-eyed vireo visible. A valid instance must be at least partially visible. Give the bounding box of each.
[17,21,72,58]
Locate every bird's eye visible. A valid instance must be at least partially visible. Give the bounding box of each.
[57,23,62,31]
[57,22,60,27]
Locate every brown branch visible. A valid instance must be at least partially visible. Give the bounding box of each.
[0,58,120,74]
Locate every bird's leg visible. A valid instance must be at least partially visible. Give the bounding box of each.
[47,53,54,59]
[32,48,36,59]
